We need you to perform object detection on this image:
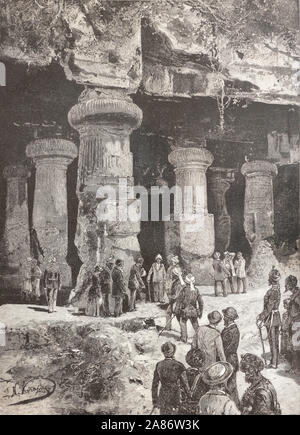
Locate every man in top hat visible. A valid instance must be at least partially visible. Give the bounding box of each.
[152,341,190,415]
[99,256,115,316]
[221,307,240,407]
[285,275,300,373]
[128,257,146,312]
[112,259,127,317]
[240,353,281,415]
[147,254,166,303]
[43,256,61,313]
[223,251,236,294]
[174,273,203,343]
[257,266,281,369]
[212,252,230,297]
[199,361,240,415]
[192,311,226,368]
[165,255,183,331]
[179,348,209,415]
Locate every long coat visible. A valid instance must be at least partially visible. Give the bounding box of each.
[192,325,226,368]
[221,323,240,372]
[152,358,188,409]
[44,270,61,290]
[111,266,127,297]
[261,284,281,328]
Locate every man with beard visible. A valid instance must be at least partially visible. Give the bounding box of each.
[99,256,114,317]
[221,307,240,407]
[165,255,183,331]
[240,353,281,415]
[257,266,281,369]
[284,275,300,373]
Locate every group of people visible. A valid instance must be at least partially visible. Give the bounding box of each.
[258,267,300,373]
[152,341,281,415]
[21,255,62,313]
[84,254,169,318]
[212,251,247,297]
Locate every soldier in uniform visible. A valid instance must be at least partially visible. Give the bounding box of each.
[111,259,127,317]
[43,256,61,313]
[240,353,281,415]
[221,307,240,407]
[174,273,203,343]
[99,256,114,316]
[285,275,300,373]
[257,266,281,369]
[152,342,190,415]
[128,257,146,311]
[165,255,183,331]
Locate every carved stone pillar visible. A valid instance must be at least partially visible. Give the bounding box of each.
[208,167,235,253]
[26,138,78,286]
[68,89,142,291]
[0,164,31,289]
[241,160,278,246]
[168,147,215,267]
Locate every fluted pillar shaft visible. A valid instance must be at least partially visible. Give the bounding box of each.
[0,165,31,289]
[68,89,142,289]
[168,147,215,258]
[26,138,78,286]
[241,160,278,246]
[208,167,235,253]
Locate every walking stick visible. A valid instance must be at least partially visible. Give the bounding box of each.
[158,312,177,337]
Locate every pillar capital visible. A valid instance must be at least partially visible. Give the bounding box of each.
[169,147,214,171]
[68,90,142,135]
[241,160,278,178]
[26,138,78,166]
[3,164,31,180]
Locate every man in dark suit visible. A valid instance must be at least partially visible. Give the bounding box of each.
[111,259,127,317]
[152,342,190,414]
[221,306,240,407]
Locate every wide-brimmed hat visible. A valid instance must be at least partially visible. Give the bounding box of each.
[186,348,206,369]
[240,353,264,373]
[208,310,222,324]
[202,362,233,386]
[155,254,163,261]
[222,307,238,320]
